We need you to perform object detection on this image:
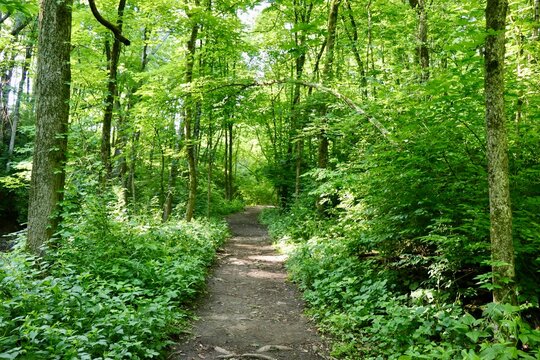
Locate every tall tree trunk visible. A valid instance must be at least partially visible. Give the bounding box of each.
[317,0,340,172]
[366,0,375,96]
[224,120,229,200]
[0,16,30,147]
[534,0,539,40]
[323,0,341,82]
[316,0,340,172]
[6,42,32,171]
[484,0,515,304]
[292,0,312,200]
[409,0,430,81]
[206,116,213,217]
[100,0,126,179]
[27,0,72,255]
[184,9,199,222]
[0,50,17,147]
[227,120,233,200]
[342,0,367,96]
[162,119,182,222]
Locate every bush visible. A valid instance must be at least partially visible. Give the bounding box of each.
[0,202,228,359]
[262,208,540,359]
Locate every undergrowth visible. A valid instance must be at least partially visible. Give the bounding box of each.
[261,208,540,360]
[0,196,229,359]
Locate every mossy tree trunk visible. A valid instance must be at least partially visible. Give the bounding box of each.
[484,0,516,304]
[27,0,72,255]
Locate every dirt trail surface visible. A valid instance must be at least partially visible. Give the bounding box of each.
[171,206,330,360]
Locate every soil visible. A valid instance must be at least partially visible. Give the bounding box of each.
[170,206,331,360]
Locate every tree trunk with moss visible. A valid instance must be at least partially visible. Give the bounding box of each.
[27,0,72,255]
[484,0,515,304]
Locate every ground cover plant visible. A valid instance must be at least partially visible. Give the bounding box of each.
[0,198,228,359]
[1,0,539,358]
[262,201,540,359]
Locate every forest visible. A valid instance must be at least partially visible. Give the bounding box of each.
[0,0,539,358]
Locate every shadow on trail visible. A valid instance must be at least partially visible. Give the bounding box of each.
[171,206,329,360]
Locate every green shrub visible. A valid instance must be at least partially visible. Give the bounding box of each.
[0,203,228,359]
[263,208,540,359]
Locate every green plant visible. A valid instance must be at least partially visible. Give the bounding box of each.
[0,202,228,358]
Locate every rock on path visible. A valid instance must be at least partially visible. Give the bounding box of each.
[170,206,330,360]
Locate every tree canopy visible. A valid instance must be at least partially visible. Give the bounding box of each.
[1,0,539,358]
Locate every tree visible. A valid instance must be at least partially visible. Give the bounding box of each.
[183,2,200,222]
[409,0,429,81]
[27,0,72,255]
[484,0,515,303]
[87,0,130,179]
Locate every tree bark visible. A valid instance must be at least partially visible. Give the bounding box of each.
[292,0,312,199]
[27,0,72,255]
[184,8,199,222]
[317,0,341,173]
[409,0,429,81]
[342,0,367,96]
[100,0,126,179]
[0,49,16,147]
[323,0,341,82]
[162,119,182,222]
[88,0,130,45]
[484,0,515,304]
[227,120,233,200]
[6,42,32,171]
[534,0,539,40]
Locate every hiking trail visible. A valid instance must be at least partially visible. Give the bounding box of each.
[171,206,330,360]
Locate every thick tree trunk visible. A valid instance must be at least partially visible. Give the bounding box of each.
[484,0,515,304]
[27,0,72,255]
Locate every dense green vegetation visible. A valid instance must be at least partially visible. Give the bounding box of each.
[1,202,228,358]
[0,0,539,358]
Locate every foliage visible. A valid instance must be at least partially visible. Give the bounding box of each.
[262,208,540,359]
[0,200,228,359]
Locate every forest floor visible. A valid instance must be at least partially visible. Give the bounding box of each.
[170,206,330,360]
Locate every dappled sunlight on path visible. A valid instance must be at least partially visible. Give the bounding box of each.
[171,206,330,360]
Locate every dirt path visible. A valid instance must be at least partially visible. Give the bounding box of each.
[170,206,330,360]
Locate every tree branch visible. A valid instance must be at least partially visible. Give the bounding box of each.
[206,79,393,142]
[87,0,130,46]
